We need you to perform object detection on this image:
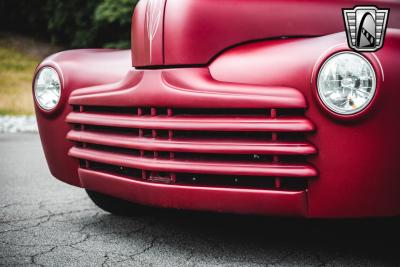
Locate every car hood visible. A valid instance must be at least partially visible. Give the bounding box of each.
[132,0,400,67]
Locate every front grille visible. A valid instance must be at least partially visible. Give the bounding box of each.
[67,106,317,191]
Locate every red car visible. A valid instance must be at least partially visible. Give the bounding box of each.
[33,0,400,218]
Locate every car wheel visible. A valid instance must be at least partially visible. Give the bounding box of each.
[86,190,148,216]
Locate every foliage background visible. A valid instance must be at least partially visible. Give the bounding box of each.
[0,0,139,115]
[0,0,139,49]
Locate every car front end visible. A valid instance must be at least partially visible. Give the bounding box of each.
[33,0,400,218]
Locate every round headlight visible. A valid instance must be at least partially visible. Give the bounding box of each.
[34,67,62,111]
[317,52,376,115]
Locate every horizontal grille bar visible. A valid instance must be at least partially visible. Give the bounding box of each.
[66,112,315,132]
[67,130,317,155]
[69,147,318,178]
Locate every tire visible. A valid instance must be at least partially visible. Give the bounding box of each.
[86,190,148,216]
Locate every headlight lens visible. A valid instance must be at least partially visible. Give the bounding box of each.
[34,67,61,111]
[317,52,376,115]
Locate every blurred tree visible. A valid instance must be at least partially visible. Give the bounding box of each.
[95,0,139,48]
[45,0,102,48]
[0,0,49,39]
[0,0,139,49]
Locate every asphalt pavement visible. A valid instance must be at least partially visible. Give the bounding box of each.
[1,133,399,267]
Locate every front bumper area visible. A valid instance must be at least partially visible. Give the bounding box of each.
[79,168,307,216]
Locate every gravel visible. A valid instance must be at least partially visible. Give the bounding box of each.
[0,116,38,133]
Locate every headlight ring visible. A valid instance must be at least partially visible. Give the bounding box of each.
[317,52,377,116]
[34,66,62,111]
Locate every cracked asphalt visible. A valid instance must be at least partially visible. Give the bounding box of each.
[1,133,400,267]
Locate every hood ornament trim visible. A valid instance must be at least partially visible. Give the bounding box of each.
[146,0,163,63]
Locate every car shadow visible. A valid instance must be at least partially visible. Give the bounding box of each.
[95,207,400,264]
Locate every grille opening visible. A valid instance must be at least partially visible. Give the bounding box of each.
[156,107,169,116]
[175,152,274,163]
[175,173,308,190]
[72,124,82,130]
[156,130,170,138]
[277,108,305,117]
[157,151,172,159]
[81,125,140,136]
[82,105,138,115]
[280,178,308,190]
[143,150,155,158]
[80,161,308,191]
[157,172,169,177]
[141,129,153,137]
[72,105,80,112]
[278,155,311,164]
[174,130,273,141]
[173,108,271,117]
[176,173,276,189]
[277,132,307,142]
[75,142,84,148]
[140,107,152,116]
[86,143,140,156]
[88,161,143,178]
[79,159,87,168]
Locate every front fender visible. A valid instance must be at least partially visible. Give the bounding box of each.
[34,49,131,187]
[209,30,400,217]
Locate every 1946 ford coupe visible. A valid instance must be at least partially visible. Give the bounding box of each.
[33,0,400,218]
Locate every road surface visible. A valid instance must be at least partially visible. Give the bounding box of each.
[0,133,399,266]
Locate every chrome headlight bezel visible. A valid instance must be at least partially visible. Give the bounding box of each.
[317,52,377,116]
[34,66,62,111]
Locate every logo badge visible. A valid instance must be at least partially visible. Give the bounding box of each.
[343,6,389,52]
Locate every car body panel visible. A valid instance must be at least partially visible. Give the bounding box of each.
[133,0,400,67]
[79,168,308,216]
[34,50,132,186]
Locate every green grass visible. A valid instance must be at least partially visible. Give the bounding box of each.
[0,34,61,115]
[0,46,38,115]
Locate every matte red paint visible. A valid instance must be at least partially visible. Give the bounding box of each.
[34,50,132,186]
[132,0,166,66]
[34,1,400,217]
[79,169,308,216]
[209,31,400,217]
[69,68,307,109]
[133,0,400,66]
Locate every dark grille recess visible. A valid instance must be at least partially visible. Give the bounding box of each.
[67,106,317,191]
